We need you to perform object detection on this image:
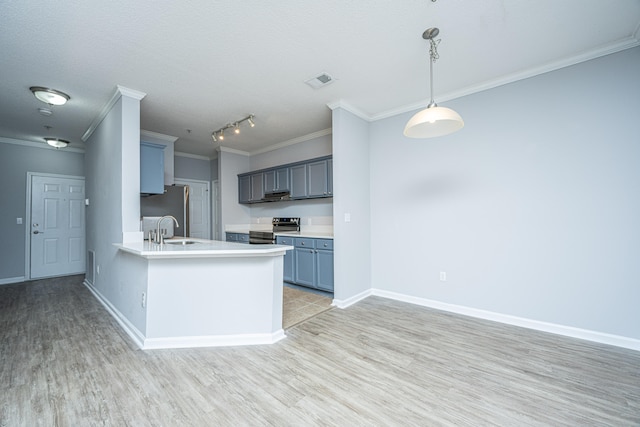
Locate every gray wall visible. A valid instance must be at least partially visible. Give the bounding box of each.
[85,92,148,334]
[217,149,250,235]
[367,47,640,340]
[0,141,84,283]
[249,133,332,171]
[331,108,371,303]
[174,155,211,182]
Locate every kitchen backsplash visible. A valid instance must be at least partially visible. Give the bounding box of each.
[225,216,333,234]
[256,216,333,234]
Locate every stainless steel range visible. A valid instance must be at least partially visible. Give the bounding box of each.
[249,217,300,244]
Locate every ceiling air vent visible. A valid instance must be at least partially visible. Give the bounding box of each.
[305,73,335,89]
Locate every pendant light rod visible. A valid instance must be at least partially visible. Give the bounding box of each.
[403,27,464,139]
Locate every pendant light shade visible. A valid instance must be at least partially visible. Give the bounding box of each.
[404,105,464,138]
[404,27,463,139]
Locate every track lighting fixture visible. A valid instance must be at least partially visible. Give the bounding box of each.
[211,115,255,143]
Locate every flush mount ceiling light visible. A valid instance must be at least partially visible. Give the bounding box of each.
[44,138,69,148]
[30,86,70,106]
[404,28,464,138]
[211,115,255,143]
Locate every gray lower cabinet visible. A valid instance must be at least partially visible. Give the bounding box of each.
[278,236,333,292]
[226,232,249,243]
[276,236,294,282]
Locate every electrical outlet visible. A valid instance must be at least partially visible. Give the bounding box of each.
[141,292,146,308]
[439,271,447,282]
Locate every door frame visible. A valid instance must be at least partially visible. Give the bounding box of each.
[25,172,85,280]
[174,178,211,240]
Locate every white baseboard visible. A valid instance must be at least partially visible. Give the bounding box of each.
[0,276,25,285]
[83,279,146,349]
[333,288,372,309]
[372,289,640,352]
[142,330,286,350]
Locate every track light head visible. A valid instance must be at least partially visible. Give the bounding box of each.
[212,114,254,142]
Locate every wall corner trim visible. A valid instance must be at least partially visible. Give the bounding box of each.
[82,86,147,142]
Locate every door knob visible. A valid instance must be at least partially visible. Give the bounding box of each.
[33,230,43,234]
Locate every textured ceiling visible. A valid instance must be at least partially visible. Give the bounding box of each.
[1,0,639,157]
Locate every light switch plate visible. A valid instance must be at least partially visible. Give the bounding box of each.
[16,218,23,225]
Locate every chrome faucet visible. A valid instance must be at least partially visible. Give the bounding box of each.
[156,215,180,244]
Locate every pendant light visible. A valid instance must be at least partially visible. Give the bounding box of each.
[404,28,463,138]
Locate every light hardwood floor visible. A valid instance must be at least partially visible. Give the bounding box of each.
[1,275,639,426]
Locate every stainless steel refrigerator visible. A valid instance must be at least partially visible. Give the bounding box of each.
[140,185,190,238]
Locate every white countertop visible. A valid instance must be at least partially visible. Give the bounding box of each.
[116,238,293,259]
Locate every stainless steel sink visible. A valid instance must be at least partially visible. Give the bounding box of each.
[164,240,198,245]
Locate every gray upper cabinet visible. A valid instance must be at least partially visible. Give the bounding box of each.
[238,173,265,203]
[140,141,165,194]
[238,155,332,204]
[238,175,251,204]
[264,167,290,193]
[250,173,264,202]
[307,159,330,198]
[327,158,333,196]
[289,164,308,199]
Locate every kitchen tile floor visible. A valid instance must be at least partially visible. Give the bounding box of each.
[282,285,333,329]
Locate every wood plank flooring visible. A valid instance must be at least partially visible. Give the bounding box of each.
[1,275,639,426]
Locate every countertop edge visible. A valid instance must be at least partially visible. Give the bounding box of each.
[114,242,293,259]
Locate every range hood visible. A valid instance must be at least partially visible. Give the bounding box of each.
[261,190,291,202]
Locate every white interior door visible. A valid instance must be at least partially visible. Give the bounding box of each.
[175,179,210,239]
[30,175,86,279]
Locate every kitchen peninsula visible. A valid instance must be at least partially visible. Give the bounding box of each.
[113,238,292,350]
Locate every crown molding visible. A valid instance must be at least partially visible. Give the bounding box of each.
[373,38,640,121]
[249,128,333,156]
[327,101,371,122]
[0,135,84,153]
[140,129,178,144]
[217,146,250,156]
[82,85,147,142]
[174,151,212,161]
